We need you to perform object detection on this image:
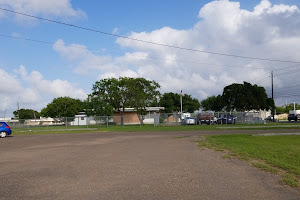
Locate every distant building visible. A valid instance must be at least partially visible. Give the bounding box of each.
[70,114,88,126]
[113,107,164,125]
[24,117,64,126]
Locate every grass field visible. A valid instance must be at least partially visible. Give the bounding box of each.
[198,134,300,187]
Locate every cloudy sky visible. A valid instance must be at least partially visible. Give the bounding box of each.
[1,0,300,117]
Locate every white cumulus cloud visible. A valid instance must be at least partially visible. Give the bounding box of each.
[53,0,300,106]
[0,0,86,21]
[0,65,87,116]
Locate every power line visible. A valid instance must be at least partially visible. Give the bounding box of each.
[273,63,300,71]
[0,33,270,70]
[275,68,300,77]
[255,76,270,85]
[275,84,300,90]
[275,91,300,96]
[249,72,270,84]
[2,7,300,64]
[274,94,300,98]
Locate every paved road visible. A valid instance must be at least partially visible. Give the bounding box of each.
[1,131,299,200]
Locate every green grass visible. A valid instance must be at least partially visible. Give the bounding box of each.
[221,154,232,159]
[204,134,300,175]
[197,134,300,188]
[251,162,279,174]
[172,136,191,139]
[280,174,299,188]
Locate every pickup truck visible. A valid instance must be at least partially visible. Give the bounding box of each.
[197,112,217,125]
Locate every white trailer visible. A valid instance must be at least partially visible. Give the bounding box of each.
[289,110,300,115]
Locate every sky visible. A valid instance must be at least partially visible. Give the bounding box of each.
[1,0,300,117]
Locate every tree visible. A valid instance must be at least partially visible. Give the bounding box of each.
[127,78,161,125]
[91,77,132,126]
[182,94,201,113]
[276,106,286,114]
[159,92,200,113]
[285,103,300,113]
[40,97,83,118]
[13,109,40,119]
[222,82,274,111]
[201,95,224,111]
[159,92,181,113]
[91,77,160,126]
[84,95,114,116]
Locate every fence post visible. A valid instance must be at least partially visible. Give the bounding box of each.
[242,112,243,124]
[107,116,108,128]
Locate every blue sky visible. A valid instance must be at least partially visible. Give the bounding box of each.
[1,0,300,117]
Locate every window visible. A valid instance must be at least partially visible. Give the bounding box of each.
[81,117,84,120]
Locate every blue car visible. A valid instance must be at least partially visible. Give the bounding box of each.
[0,122,12,138]
[217,114,236,124]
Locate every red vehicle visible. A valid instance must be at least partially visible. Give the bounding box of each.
[197,112,217,125]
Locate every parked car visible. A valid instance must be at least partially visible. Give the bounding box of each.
[0,122,12,138]
[181,117,196,125]
[288,114,300,121]
[265,115,279,122]
[217,114,236,124]
[197,112,217,125]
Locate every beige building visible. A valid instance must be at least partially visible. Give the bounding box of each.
[113,107,164,125]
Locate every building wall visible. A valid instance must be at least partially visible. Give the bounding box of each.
[113,112,140,125]
[71,115,88,126]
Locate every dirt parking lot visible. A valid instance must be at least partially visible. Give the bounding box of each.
[1,131,299,200]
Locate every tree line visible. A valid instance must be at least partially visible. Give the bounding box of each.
[14,79,277,122]
[14,77,201,125]
[201,82,275,112]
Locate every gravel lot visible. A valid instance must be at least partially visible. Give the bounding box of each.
[1,131,299,200]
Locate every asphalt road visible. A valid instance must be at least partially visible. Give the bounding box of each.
[1,131,299,200]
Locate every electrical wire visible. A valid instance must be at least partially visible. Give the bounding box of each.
[1,7,300,64]
[0,33,270,70]
[255,76,271,85]
[249,72,270,84]
[275,69,300,77]
[273,63,300,71]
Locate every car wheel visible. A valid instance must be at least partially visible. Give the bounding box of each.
[0,131,7,138]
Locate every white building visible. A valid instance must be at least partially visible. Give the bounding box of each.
[70,114,88,126]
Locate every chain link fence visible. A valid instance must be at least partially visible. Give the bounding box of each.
[2,110,271,130]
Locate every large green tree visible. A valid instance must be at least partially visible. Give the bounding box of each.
[222,82,274,111]
[84,95,113,116]
[159,92,200,113]
[127,78,160,125]
[13,109,40,119]
[40,97,84,118]
[159,92,181,113]
[91,77,132,125]
[200,95,224,111]
[91,77,160,126]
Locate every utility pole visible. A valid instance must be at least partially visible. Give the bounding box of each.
[180,89,183,114]
[17,101,20,119]
[271,71,275,122]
